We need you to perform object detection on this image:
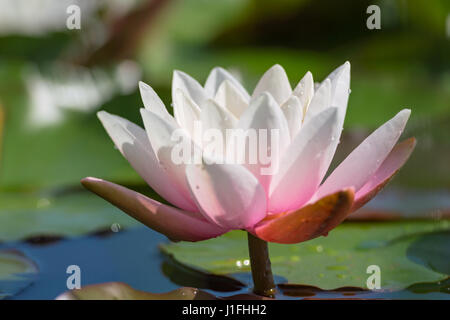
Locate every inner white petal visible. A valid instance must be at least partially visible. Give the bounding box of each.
[214,80,249,118]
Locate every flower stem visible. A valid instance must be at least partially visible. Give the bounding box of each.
[247,232,276,297]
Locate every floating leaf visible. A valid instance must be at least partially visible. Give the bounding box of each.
[278,283,368,298]
[56,282,215,300]
[0,191,139,241]
[161,221,450,290]
[162,250,246,292]
[0,249,38,299]
[406,277,450,295]
[407,230,450,275]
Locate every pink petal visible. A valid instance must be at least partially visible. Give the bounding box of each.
[81,177,226,242]
[97,111,197,211]
[352,137,416,211]
[253,189,354,244]
[140,108,200,208]
[268,108,339,213]
[315,109,411,200]
[185,161,267,230]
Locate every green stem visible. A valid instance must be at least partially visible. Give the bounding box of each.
[247,232,276,297]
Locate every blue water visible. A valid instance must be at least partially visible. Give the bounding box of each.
[2,227,177,299]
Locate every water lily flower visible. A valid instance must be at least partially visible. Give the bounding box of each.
[82,62,415,244]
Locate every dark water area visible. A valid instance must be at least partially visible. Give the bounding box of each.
[1,226,448,300]
[1,227,177,299]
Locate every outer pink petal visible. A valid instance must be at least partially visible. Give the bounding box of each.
[97,111,197,211]
[81,177,226,242]
[252,189,354,244]
[315,109,411,200]
[352,137,416,211]
[140,108,200,209]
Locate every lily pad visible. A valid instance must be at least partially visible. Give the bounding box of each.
[161,221,450,290]
[56,281,272,300]
[0,191,139,241]
[0,249,38,299]
[56,282,215,300]
[407,231,450,275]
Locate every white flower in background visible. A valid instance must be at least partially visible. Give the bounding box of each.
[0,0,139,36]
[25,61,141,127]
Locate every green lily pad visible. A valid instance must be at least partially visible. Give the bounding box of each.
[0,191,139,241]
[0,249,38,299]
[407,231,450,275]
[406,277,450,295]
[161,221,450,290]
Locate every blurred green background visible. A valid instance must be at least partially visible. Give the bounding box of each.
[0,0,449,240]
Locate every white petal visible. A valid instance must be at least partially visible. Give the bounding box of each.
[186,161,267,229]
[252,64,292,105]
[214,80,249,118]
[173,89,201,143]
[328,61,351,119]
[201,99,237,160]
[201,99,237,133]
[172,70,208,107]
[97,111,197,211]
[315,109,411,200]
[315,62,352,183]
[303,79,331,123]
[205,67,250,100]
[233,92,291,194]
[268,108,340,213]
[139,81,172,121]
[281,95,303,139]
[292,71,314,115]
[140,108,202,207]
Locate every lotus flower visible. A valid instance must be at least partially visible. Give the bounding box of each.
[82,62,415,244]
